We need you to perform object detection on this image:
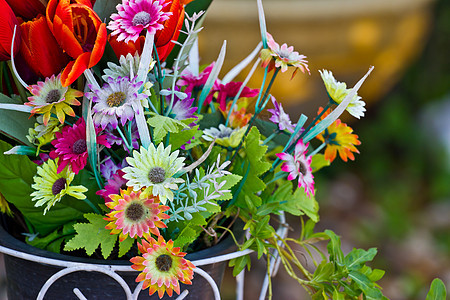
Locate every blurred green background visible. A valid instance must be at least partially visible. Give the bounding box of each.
[208,0,449,298]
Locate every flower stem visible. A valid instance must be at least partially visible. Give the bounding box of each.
[308,142,326,157]
[82,198,101,215]
[117,125,133,154]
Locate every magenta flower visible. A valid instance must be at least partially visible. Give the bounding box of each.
[108,0,171,43]
[50,118,110,174]
[86,76,146,129]
[177,62,215,94]
[267,96,296,132]
[206,81,259,111]
[276,139,315,197]
[97,170,128,203]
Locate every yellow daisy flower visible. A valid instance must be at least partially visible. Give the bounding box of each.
[31,159,88,214]
[25,74,83,125]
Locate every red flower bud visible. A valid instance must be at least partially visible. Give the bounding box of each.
[0,0,21,61]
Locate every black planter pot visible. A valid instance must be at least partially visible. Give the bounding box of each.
[0,224,240,300]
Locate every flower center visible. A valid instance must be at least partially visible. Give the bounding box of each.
[45,89,62,103]
[72,139,87,155]
[125,202,145,221]
[106,92,126,107]
[155,254,172,272]
[132,11,151,27]
[148,167,166,184]
[299,161,307,176]
[52,178,67,195]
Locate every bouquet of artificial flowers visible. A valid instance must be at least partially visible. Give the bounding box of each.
[0,0,386,298]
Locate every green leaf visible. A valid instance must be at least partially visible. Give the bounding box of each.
[172,213,207,249]
[368,269,385,282]
[93,0,121,24]
[241,237,255,250]
[293,187,319,222]
[233,127,271,209]
[310,154,331,172]
[27,222,76,253]
[0,93,35,145]
[118,236,135,257]
[0,140,86,235]
[229,254,251,276]
[344,248,378,271]
[349,271,383,299]
[312,261,334,283]
[332,289,345,300]
[325,230,344,264]
[147,114,190,144]
[64,213,118,259]
[255,239,266,259]
[426,278,447,300]
[169,125,201,150]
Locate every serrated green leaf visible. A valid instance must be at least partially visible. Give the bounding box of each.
[344,248,377,271]
[169,125,201,150]
[118,235,135,257]
[233,127,271,209]
[172,213,207,249]
[426,278,447,300]
[147,114,190,144]
[292,187,319,221]
[64,213,118,259]
[0,140,86,235]
[310,153,331,172]
[0,93,35,145]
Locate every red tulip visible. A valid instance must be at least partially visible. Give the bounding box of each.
[0,0,21,61]
[109,34,145,60]
[5,0,46,20]
[20,15,70,78]
[46,0,106,86]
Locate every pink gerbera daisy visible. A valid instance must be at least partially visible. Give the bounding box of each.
[104,187,169,241]
[260,33,310,78]
[50,118,110,174]
[276,139,315,197]
[108,0,172,43]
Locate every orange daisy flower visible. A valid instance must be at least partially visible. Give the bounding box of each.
[130,235,195,298]
[316,107,361,162]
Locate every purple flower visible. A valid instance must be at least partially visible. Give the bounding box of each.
[103,120,140,151]
[86,76,146,130]
[100,157,128,180]
[267,96,296,133]
[165,89,197,121]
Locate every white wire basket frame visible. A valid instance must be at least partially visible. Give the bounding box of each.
[0,213,288,300]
